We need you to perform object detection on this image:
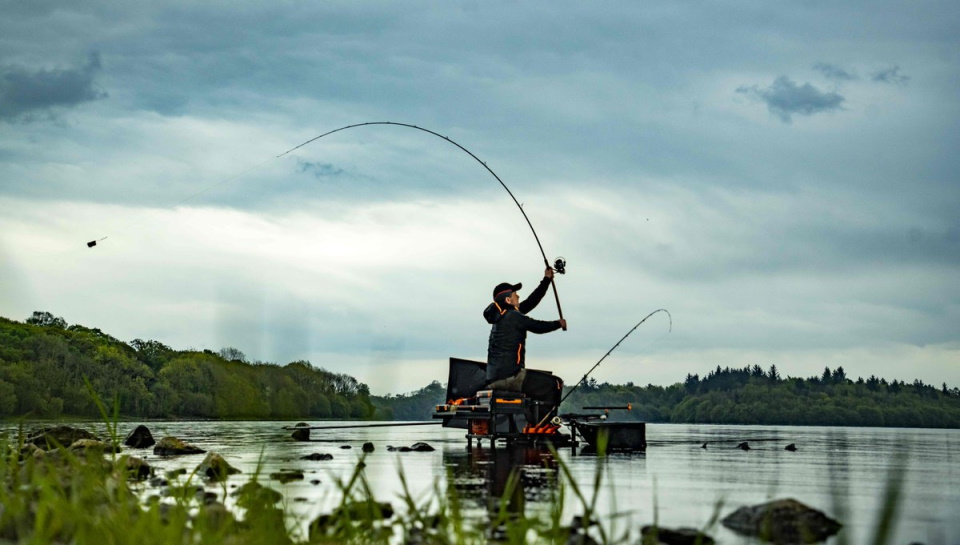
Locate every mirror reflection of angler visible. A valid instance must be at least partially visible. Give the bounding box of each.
[483,265,567,393]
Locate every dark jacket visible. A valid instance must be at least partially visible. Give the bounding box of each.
[483,277,561,384]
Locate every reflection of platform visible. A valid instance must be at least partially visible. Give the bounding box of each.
[444,443,560,539]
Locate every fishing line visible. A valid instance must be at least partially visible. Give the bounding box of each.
[562,308,672,404]
[535,308,672,429]
[85,121,564,319]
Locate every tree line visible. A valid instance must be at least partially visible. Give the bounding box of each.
[374,364,960,428]
[0,312,374,420]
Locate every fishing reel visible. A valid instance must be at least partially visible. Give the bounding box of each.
[553,257,567,275]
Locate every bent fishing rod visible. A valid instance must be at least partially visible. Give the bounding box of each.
[277,122,565,319]
[87,121,565,320]
[535,308,672,428]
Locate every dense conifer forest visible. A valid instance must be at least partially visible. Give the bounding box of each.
[374,366,960,428]
[0,312,374,419]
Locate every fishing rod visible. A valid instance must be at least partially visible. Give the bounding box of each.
[534,308,672,429]
[276,121,565,319]
[87,121,565,320]
[282,421,441,431]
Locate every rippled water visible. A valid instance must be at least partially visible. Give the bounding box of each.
[6,421,959,543]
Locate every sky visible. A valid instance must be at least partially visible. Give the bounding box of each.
[1,1,958,395]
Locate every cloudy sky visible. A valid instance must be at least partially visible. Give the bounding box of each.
[1,1,958,395]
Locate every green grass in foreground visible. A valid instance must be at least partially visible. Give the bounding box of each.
[1,403,910,545]
[1,427,644,544]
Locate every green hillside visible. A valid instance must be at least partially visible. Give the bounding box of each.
[0,311,373,420]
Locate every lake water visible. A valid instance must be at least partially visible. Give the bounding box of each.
[6,421,959,543]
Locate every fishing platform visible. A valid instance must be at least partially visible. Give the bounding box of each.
[432,358,646,452]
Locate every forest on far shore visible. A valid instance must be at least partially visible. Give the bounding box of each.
[0,312,374,420]
[3,311,958,428]
[374,366,960,428]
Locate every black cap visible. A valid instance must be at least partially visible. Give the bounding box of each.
[492,282,522,299]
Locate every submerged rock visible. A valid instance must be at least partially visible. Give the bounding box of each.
[310,500,394,538]
[123,425,156,449]
[410,442,435,452]
[69,439,122,454]
[270,470,305,483]
[785,443,798,452]
[721,498,842,544]
[195,501,236,532]
[153,436,205,456]
[736,442,750,451]
[231,481,283,507]
[340,445,352,449]
[196,452,241,481]
[27,426,98,449]
[300,452,333,461]
[119,456,152,481]
[641,525,715,545]
[291,422,311,442]
[19,443,45,460]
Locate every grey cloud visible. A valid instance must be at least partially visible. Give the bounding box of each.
[0,52,107,122]
[872,65,909,85]
[813,62,857,82]
[737,76,845,123]
[297,160,346,178]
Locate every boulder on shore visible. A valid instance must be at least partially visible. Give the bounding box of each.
[641,525,715,545]
[124,425,156,448]
[153,436,206,456]
[721,498,842,544]
[196,452,241,481]
[27,426,98,449]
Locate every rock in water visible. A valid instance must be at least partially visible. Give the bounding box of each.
[124,425,156,448]
[270,470,305,483]
[362,442,375,453]
[120,456,152,481]
[231,482,283,507]
[291,422,311,442]
[641,525,715,545]
[301,452,333,461]
[153,436,206,456]
[196,452,241,481]
[410,442,435,452]
[69,439,122,454]
[785,443,798,452]
[701,443,707,449]
[736,442,750,451]
[28,426,98,449]
[721,498,842,543]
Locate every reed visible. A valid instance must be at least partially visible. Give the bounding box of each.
[1,415,913,545]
